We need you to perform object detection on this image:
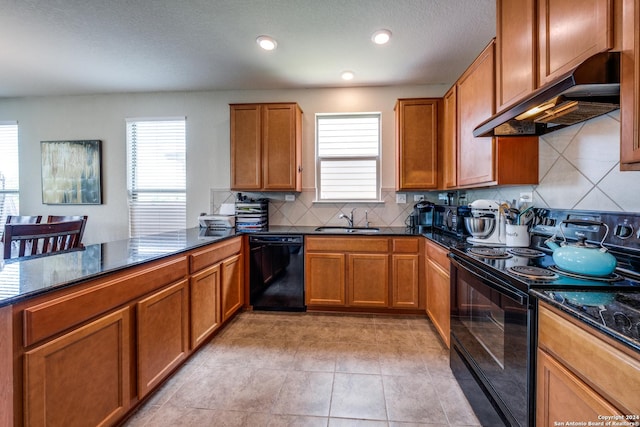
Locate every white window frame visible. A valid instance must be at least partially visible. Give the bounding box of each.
[315,112,382,202]
[126,117,186,238]
[0,121,20,236]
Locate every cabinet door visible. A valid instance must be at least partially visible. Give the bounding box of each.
[230,104,262,190]
[538,0,613,86]
[426,258,450,347]
[395,98,440,190]
[190,263,221,349]
[348,253,389,307]
[457,41,496,187]
[221,254,244,322]
[537,349,623,424]
[24,308,131,427]
[262,103,302,191]
[621,0,640,169]
[305,252,346,306]
[137,280,189,398]
[496,0,536,112]
[391,254,419,308]
[442,86,457,189]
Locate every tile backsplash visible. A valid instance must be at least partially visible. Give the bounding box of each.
[212,110,640,227]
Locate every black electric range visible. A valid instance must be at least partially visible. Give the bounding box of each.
[448,208,640,427]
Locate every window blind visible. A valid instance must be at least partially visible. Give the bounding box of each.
[126,118,186,237]
[316,114,380,201]
[0,121,19,236]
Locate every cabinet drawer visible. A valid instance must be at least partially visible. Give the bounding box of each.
[538,304,640,414]
[426,240,449,270]
[190,236,242,273]
[391,237,419,253]
[23,256,188,347]
[306,237,389,253]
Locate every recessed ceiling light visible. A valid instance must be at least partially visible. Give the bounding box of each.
[371,29,392,45]
[256,35,277,51]
[341,71,355,81]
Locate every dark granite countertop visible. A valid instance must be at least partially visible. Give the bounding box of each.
[0,227,240,308]
[0,225,434,308]
[531,288,640,353]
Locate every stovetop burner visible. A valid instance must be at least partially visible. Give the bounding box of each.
[467,247,512,259]
[547,265,623,283]
[507,248,545,258]
[508,265,559,281]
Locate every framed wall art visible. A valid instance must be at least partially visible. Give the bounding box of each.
[41,140,102,204]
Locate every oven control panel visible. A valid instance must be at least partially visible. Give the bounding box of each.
[530,209,640,250]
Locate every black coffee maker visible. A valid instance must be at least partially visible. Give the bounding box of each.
[410,201,434,232]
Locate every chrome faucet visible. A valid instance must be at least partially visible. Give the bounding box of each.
[339,208,356,227]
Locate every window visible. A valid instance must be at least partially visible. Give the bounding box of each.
[0,121,19,236]
[315,113,381,201]
[126,118,186,238]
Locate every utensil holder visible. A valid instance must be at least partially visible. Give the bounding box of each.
[506,224,530,247]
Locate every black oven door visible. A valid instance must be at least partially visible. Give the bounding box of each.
[450,255,534,427]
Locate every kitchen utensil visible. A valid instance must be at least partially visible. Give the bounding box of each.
[544,220,617,276]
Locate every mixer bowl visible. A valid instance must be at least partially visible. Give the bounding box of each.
[464,216,496,238]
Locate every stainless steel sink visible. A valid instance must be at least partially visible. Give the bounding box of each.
[314,226,380,233]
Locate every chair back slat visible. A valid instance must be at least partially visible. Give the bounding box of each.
[46,215,88,243]
[3,220,85,260]
[6,215,43,224]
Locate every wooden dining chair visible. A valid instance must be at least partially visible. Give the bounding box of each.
[47,215,88,242]
[6,215,43,224]
[3,220,85,259]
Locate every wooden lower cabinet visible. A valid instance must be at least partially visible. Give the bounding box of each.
[391,253,419,308]
[537,303,640,421]
[137,279,189,399]
[425,240,451,347]
[190,263,221,349]
[537,348,622,424]
[348,253,389,307]
[305,236,422,311]
[221,254,244,322]
[305,252,346,306]
[425,258,450,347]
[23,307,131,427]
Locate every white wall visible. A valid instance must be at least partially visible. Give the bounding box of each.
[0,85,447,244]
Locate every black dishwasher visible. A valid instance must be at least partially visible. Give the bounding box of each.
[248,235,305,311]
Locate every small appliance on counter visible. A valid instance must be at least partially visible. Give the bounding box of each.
[465,199,506,246]
[409,200,434,233]
[198,203,236,229]
[432,204,470,238]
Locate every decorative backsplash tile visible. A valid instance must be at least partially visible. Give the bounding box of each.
[211,110,640,227]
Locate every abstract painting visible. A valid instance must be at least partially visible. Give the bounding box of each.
[41,140,102,204]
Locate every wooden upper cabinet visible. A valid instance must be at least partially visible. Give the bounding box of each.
[538,0,614,86]
[442,86,457,189]
[621,0,640,170]
[457,40,496,187]
[496,0,537,112]
[230,103,302,191]
[395,98,440,190]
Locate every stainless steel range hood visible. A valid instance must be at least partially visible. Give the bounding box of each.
[473,52,620,137]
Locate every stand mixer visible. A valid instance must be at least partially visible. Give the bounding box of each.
[465,199,506,246]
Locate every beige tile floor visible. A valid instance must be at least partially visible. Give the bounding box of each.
[123,311,480,427]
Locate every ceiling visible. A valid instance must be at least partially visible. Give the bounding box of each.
[0,0,496,98]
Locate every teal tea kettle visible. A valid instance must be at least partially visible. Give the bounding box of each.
[544,220,617,277]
